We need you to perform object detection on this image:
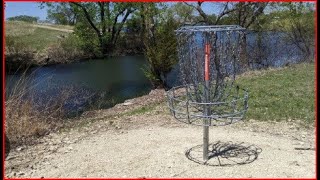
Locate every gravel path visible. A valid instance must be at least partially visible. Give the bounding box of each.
[4,90,316,178]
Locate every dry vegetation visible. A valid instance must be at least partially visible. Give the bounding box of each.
[5,72,76,147]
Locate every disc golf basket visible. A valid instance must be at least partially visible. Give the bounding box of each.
[166,25,259,166]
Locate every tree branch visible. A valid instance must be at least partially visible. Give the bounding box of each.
[184,2,210,24]
[71,2,101,37]
[98,2,106,34]
[216,3,242,25]
[114,8,135,44]
[244,3,268,28]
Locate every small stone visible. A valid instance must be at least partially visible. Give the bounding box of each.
[290,161,300,166]
[299,141,305,145]
[123,102,133,106]
[7,156,16,160]
[16,147,24,151]
[49,146,56,151]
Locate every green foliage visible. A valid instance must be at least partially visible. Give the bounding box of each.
[126,16,142,34]
[7,15,39,23]
[45,3,77,25]
[170,2,195,24]
[73,20,102,57]
[142,4,179,88]
[42,2,139,55]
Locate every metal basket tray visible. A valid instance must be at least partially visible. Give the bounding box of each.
[166,84,249,126]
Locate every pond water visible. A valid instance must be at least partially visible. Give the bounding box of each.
[6,56,152,116]
[5,31,313,116]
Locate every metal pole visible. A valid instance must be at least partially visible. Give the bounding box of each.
[203,43,210,161]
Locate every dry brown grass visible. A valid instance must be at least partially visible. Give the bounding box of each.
[5,21,37,36]
[5,72,77,147]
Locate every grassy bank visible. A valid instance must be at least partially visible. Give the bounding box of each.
[236,63,315,125]
[5,21,85,73]
[5,21,70,51]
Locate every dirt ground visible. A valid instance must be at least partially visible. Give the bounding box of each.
[4,90,316,178]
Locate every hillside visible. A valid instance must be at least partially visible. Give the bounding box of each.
[5,21,72,50]
[5,21,84,73]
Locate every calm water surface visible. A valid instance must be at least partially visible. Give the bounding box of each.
[6,56,152,115]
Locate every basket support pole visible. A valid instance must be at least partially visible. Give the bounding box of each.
[203,43,210,161]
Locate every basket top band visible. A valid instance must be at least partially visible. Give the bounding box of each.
[175,25,246,33]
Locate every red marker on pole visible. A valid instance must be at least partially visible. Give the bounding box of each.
[203,43,211,160]
[205,44,210,81]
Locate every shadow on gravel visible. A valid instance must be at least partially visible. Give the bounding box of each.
[185,141,262,166]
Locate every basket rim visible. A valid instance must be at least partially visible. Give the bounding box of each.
[175,25,246,33]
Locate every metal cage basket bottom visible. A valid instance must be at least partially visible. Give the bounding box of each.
[166,84,249,126]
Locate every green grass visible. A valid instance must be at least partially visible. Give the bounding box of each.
[124,103,160,116]
[5,21,70,51]
[236,63,315,124]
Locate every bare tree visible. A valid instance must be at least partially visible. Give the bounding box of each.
[184,2,268,70]
[184,2,268,28]
[70,2,137,55]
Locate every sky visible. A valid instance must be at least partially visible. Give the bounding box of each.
[5,2,219,21]
[5,2,48,20]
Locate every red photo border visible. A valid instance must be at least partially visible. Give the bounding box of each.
[2,0,318,179]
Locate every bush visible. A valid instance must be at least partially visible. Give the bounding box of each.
[143,17,179,89]
[73,21,102,57]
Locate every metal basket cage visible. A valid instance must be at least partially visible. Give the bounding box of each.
[166,83,248,126]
